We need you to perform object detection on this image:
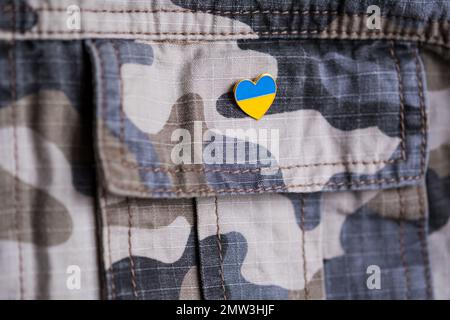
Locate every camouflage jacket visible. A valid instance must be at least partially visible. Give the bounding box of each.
[0,0,449,300]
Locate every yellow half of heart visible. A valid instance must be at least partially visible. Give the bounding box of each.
[235,93,276,120]
[233,74,277,120]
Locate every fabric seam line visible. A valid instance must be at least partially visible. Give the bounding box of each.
[7,29,450,40]
[102,188,116,299]
[414,48,432,299]
[389,41,407,160]
[126,197,139,299]
[416,187,432,299]
[397,188,411,300]
[5,30,450,51]
[300,195,309,300]
[214,197,227,300]
[107,175,423,194]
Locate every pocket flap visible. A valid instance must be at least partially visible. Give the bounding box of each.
[87,39,427,198]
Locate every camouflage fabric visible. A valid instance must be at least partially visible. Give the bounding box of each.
[0,0,449,300]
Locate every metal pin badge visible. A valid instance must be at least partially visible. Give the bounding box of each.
[233,73,276,120]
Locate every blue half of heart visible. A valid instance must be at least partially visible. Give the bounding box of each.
[235,75,276,101]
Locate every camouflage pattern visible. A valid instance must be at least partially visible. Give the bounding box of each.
[0,0,449,300]
[0,40,99,299]
[89,38,427,198]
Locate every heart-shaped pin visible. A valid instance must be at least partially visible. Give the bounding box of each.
[233,73,276,120]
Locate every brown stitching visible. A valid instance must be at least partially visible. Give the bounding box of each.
[397,188,411,300]
[110,41,128,170]
[414,49,432,299]
[118,157,403,173]
[126,198,139,299]
[9,2,24,300]
[214,196,227,300]
[8,29,450,50]
[4,7,342,15]
[102,189,116,300]
[92,40,114,194]
[300,195,309,300]
[118,158,402,174]
[7,6,450,49]
[414,48,428,176]
[10,29,449,39]
[2,5,450,47]
[389,41,407,160]
[416,187,433,299]
[109,175,423,195]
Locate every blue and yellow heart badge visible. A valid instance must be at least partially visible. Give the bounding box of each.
[233,73,276,120]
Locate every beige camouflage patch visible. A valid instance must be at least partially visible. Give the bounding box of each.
[0,90,91,166]
[105,197,194,229]
[0,166,72,246]
[366,186,427,221]
[179,266,202,300]
[288,269,324,300]
[101,194,194,269]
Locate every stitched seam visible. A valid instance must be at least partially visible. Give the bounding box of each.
[110,41,128,168]
[109,175,424,194]
[214,196,227,300]
[416,187,433,299]
[93,40,118,196]
[109,38,404,173]
[102,189,116,300]
[398,188,411,300]
[415,48,428,176]
[118,159,403,173]
[12,29,450,42]
[389,41,407,160]
[191,198,206,300]
[12,29,450,37]
[414,49,433,299]
[126,197,139,299]
[9,2,24,300]
[300,195,309,300]
[96,39,426,195]
[3,6,450,23]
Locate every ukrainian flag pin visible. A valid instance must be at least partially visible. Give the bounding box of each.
[233,73,277,120]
